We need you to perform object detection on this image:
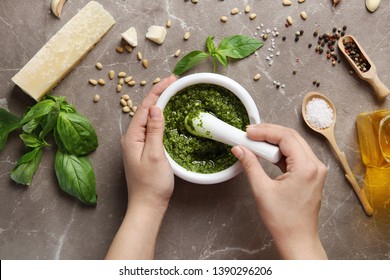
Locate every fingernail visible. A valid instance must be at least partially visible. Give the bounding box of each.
[231,146,244,160]
[149,106,162,120]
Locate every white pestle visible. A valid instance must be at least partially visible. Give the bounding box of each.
[184,112,282,164]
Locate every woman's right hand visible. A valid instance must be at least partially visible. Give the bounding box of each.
[231,124,328,260]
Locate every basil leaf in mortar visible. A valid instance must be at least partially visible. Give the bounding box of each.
[0,108,21,150]
[11,147,43,185]
[54,150,97,206]
[56,111,98,156]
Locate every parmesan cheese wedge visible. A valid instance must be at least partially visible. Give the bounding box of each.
[145,26,167,45]
[121,27,137,47]
[12,1,115,101]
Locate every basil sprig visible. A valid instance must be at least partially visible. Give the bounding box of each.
[0,95,98,205]
[173,35,264,75]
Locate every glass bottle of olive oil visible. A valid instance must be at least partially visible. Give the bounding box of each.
[356,110,390,214]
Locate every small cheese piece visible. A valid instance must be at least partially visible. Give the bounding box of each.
[145,25,167,45]
[12,1,115,101]
[121,27,137,47]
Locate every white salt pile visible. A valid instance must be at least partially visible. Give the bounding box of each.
[305,97,334,129]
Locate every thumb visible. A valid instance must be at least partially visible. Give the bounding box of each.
[144,106,165,157]
[231,145,272,192]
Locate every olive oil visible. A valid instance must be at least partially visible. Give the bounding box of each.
[356,110,390,213]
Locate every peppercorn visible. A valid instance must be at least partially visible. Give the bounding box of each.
[293,70,297,75]
[295,36,299,42]
[316,82,320,87]
[332,27,337,33]
[308,43,312,48]
[282,36,286,41]
[342,25,347,31]
[300,30,304,35]
[313,80,317,85]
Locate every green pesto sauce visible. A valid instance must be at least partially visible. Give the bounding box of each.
[163,84,250,174]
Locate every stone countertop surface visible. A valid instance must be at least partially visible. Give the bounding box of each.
[0,0,389,260]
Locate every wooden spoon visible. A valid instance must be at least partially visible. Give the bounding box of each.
[302,92,374,216]
[338,35,389,100]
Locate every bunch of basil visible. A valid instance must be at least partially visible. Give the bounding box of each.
[0,95,98,205]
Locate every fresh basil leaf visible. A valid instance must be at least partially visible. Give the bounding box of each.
[173,50,210,76]
[19,133,49,148]
[214,52,228,67]
[39,106,60,139]
[11,147,43,185]
[0,108,21,150]
[217,35,263,59]
[56,111,98,156]
[22,118,40,134]
[206,36,216,54]
[20,99,56,125]
[54,150,97,205]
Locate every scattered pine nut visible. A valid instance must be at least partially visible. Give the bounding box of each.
[142,59,149,69]
[283,0,292,6]
[129,111,135,117]
[174,49,181,57]
[220,16,228,22]
[124,44,133,53]
[245,5,251,13]
[253,73,261,81]
[249,13,257,20]
[125,76,133,83]
[300,11,307,20]
[121,94,130,101]
[122,106,131,113]
[183,32,191,40]
[298,0,305,3]
[128,80,136,86]
[127,99,133,107]
[93,94,100,103]
[132,106,138,113]
[118,71,127,78]
[116,46,124,53]
[140,80,147,86]
[120,99,127,106]
[108,70,115,80]
[116,84,123,93]
[98,79,105,86]
[231,8,239,15]
[95,62,103,70]
[191,0,198,3]
[137,52,142,60]
[153,77,161,84]
[118,78,124,85]
[166,19,171,28]
[287,16,293,25]
[89,79,98,86]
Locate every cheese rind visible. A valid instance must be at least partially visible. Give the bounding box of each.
[12,1,116,101]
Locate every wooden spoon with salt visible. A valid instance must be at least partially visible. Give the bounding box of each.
[338,35,390,100]
[302,92,374,216]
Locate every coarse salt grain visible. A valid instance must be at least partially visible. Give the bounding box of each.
[305,98,334,129]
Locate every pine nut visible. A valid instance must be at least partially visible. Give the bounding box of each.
[89,79,98,86]
[95,62,103,70]
[122,106,131,113]
[108,70,115,80]
[174,49,181,57]
[118,72,127,78]
[98,79,105,86]
[183,32,191,40]
[93,94,100,103]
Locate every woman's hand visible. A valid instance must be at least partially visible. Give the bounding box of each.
[106,75,176,260]
[232,123,328,260]
[121,75,176,212]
